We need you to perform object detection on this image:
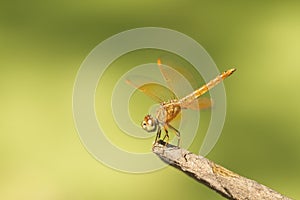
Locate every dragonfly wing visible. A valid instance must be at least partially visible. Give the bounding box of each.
[180,97,213,110]
[126,78,175,103]
[157,58,195,99]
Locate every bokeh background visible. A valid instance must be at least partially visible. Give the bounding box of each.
[1,1,300,199]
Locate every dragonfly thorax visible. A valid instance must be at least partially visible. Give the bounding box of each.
[141,114,158,132]
[156,100,181,124]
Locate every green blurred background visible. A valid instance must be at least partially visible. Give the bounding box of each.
[1,0,300,199]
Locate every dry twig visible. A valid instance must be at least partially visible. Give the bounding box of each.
[152,142,291,200]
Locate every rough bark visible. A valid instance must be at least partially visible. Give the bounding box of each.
[152,142,291,200]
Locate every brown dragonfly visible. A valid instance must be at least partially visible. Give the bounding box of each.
[127,59,236,146]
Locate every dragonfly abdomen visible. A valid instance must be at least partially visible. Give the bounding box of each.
[195,69,236,98]
[178,69,236,107]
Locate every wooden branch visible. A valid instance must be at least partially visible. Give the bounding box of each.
[152,141,291,200]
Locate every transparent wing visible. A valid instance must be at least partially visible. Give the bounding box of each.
[157,58,213,110]
[125,78,175,103]
[180,97,213,110]
[157,58,196,99]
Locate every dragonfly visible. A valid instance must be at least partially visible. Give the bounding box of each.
[127,59,236,146]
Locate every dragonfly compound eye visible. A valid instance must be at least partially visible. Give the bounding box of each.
[141,121,147,128]
[141,116,157,132]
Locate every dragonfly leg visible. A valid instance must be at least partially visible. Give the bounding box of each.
[162,127,169,145]
[153,126,161,145]
[167,124,181,147]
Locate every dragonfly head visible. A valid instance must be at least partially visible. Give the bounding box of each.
[141,114,157,132]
